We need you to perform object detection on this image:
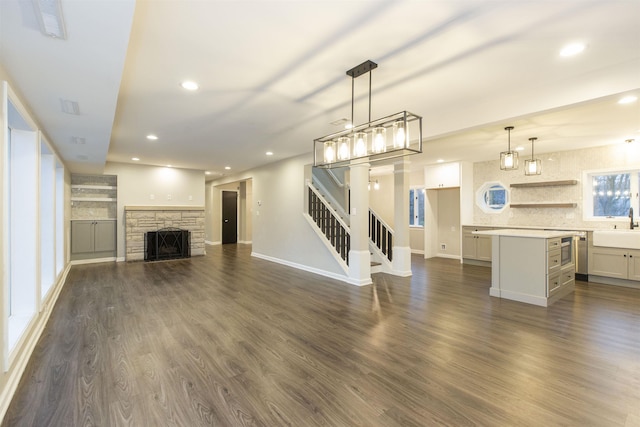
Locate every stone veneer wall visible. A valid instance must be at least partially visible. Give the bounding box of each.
[125,206,205,261]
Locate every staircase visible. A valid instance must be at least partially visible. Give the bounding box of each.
[307,167,394,275]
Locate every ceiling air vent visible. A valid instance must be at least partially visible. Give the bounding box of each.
[32,0,67,39]
[70,136,86,145]
[60,99,80,115]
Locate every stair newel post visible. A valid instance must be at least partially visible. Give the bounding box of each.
[348,161,372,285]
[392,159,412,276]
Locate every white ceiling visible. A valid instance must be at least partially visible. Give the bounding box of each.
[1,0,639,177]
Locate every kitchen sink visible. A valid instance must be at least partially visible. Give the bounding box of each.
[592,230,640,249]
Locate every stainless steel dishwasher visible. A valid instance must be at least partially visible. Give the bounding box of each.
[575,232,588,280]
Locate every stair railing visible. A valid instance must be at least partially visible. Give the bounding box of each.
[369,209,393,262]
[307,184,350,264]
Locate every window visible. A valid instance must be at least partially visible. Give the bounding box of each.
[585,169,640,218]
[475,181,509,213]
[409,188,424,227]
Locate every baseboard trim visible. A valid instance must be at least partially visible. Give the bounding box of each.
[411,249,425,255]
[251,252,356,285]
[0,262,71,422]
[436,253,461,260]
[70,257,116,266]
[205,240,221,246]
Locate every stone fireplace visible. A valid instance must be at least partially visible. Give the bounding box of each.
[125,206,205,261]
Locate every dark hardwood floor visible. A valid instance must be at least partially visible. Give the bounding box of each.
[3,244,639,426]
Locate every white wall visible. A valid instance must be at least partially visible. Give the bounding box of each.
[103,162,205,259]
[472,143,640,229]
[369,168,426,253]
[210,154,345,276]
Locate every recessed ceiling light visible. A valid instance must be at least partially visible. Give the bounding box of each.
[618,95,638,104]
[266,151,274,156]
[436,159,444,163]
[205,171,211,175]
[224,166,231,170]
[345,123,354,130]
[560,42,585,57]
[132,157,140,161]
[516,146,525,151]
[180,81,199,91]
[146,134,158,140]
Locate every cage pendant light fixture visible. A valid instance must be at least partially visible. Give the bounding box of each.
[314,60,422,168]
[500,126,519,170]
[525,137,542,175]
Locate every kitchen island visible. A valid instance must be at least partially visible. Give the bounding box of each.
[474,229,576,306]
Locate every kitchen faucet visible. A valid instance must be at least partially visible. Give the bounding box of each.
[631,207,639,230]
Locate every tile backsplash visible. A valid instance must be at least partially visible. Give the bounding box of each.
[473,143,640,230]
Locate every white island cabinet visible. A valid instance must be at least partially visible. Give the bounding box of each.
[474,229,576,307]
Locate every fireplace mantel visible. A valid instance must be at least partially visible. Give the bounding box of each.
[125,205,204,211]
[124,206,205,261]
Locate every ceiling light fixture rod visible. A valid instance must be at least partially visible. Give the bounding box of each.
[347,60,378,125]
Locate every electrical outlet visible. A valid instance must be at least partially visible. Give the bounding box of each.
[188,195,193,201]
[167,194,172,200]
[440,243,446,250]
[150,194,155,200]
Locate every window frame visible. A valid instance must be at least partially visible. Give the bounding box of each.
[409,186,425,228]
[475,181,509,214]
[582,167,640,221]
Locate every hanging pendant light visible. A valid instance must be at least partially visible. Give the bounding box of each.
[313,60,422,168]
[500,126,519,170]
[525,137,542,175]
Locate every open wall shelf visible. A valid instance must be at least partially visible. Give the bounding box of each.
[510,180,578,188]
[510,203,577,208]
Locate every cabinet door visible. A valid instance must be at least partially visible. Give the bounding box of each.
[94,221,116,252]
[476,235,492,261]
[628,250,640,281]
[589,247,628,279]
[425,162,459,189]
[71,221,94,254]
[462,233,477,258]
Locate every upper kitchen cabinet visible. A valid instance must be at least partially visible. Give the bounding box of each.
[425,162,460,189]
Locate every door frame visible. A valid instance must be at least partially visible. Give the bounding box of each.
[220,189,239,244]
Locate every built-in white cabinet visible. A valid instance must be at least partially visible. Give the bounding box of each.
[425,162,460,189]
[462,226,492,262]
[589,247,640,281]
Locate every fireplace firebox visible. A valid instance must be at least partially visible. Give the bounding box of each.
[145,228,190,261]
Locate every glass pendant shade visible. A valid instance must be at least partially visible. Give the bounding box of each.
[525,158,542,175]
[337,137,350,160]
[372,127,386,153]
[393,120,408,148]
[500,151,519,170]
[524,137,542,175]
[353,132,368,157]
[500,126,519,170]
[323,140,336,163]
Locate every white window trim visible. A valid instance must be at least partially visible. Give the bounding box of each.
[409,186,425,228]
[582,167,640,221]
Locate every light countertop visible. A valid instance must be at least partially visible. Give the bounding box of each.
[473,229,577,239]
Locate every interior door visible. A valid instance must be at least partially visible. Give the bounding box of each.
[222,191,238,244]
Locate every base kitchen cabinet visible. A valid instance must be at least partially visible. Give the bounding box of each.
[589,246,640,281]
[71,220,116,261]
[462,226,493,263]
